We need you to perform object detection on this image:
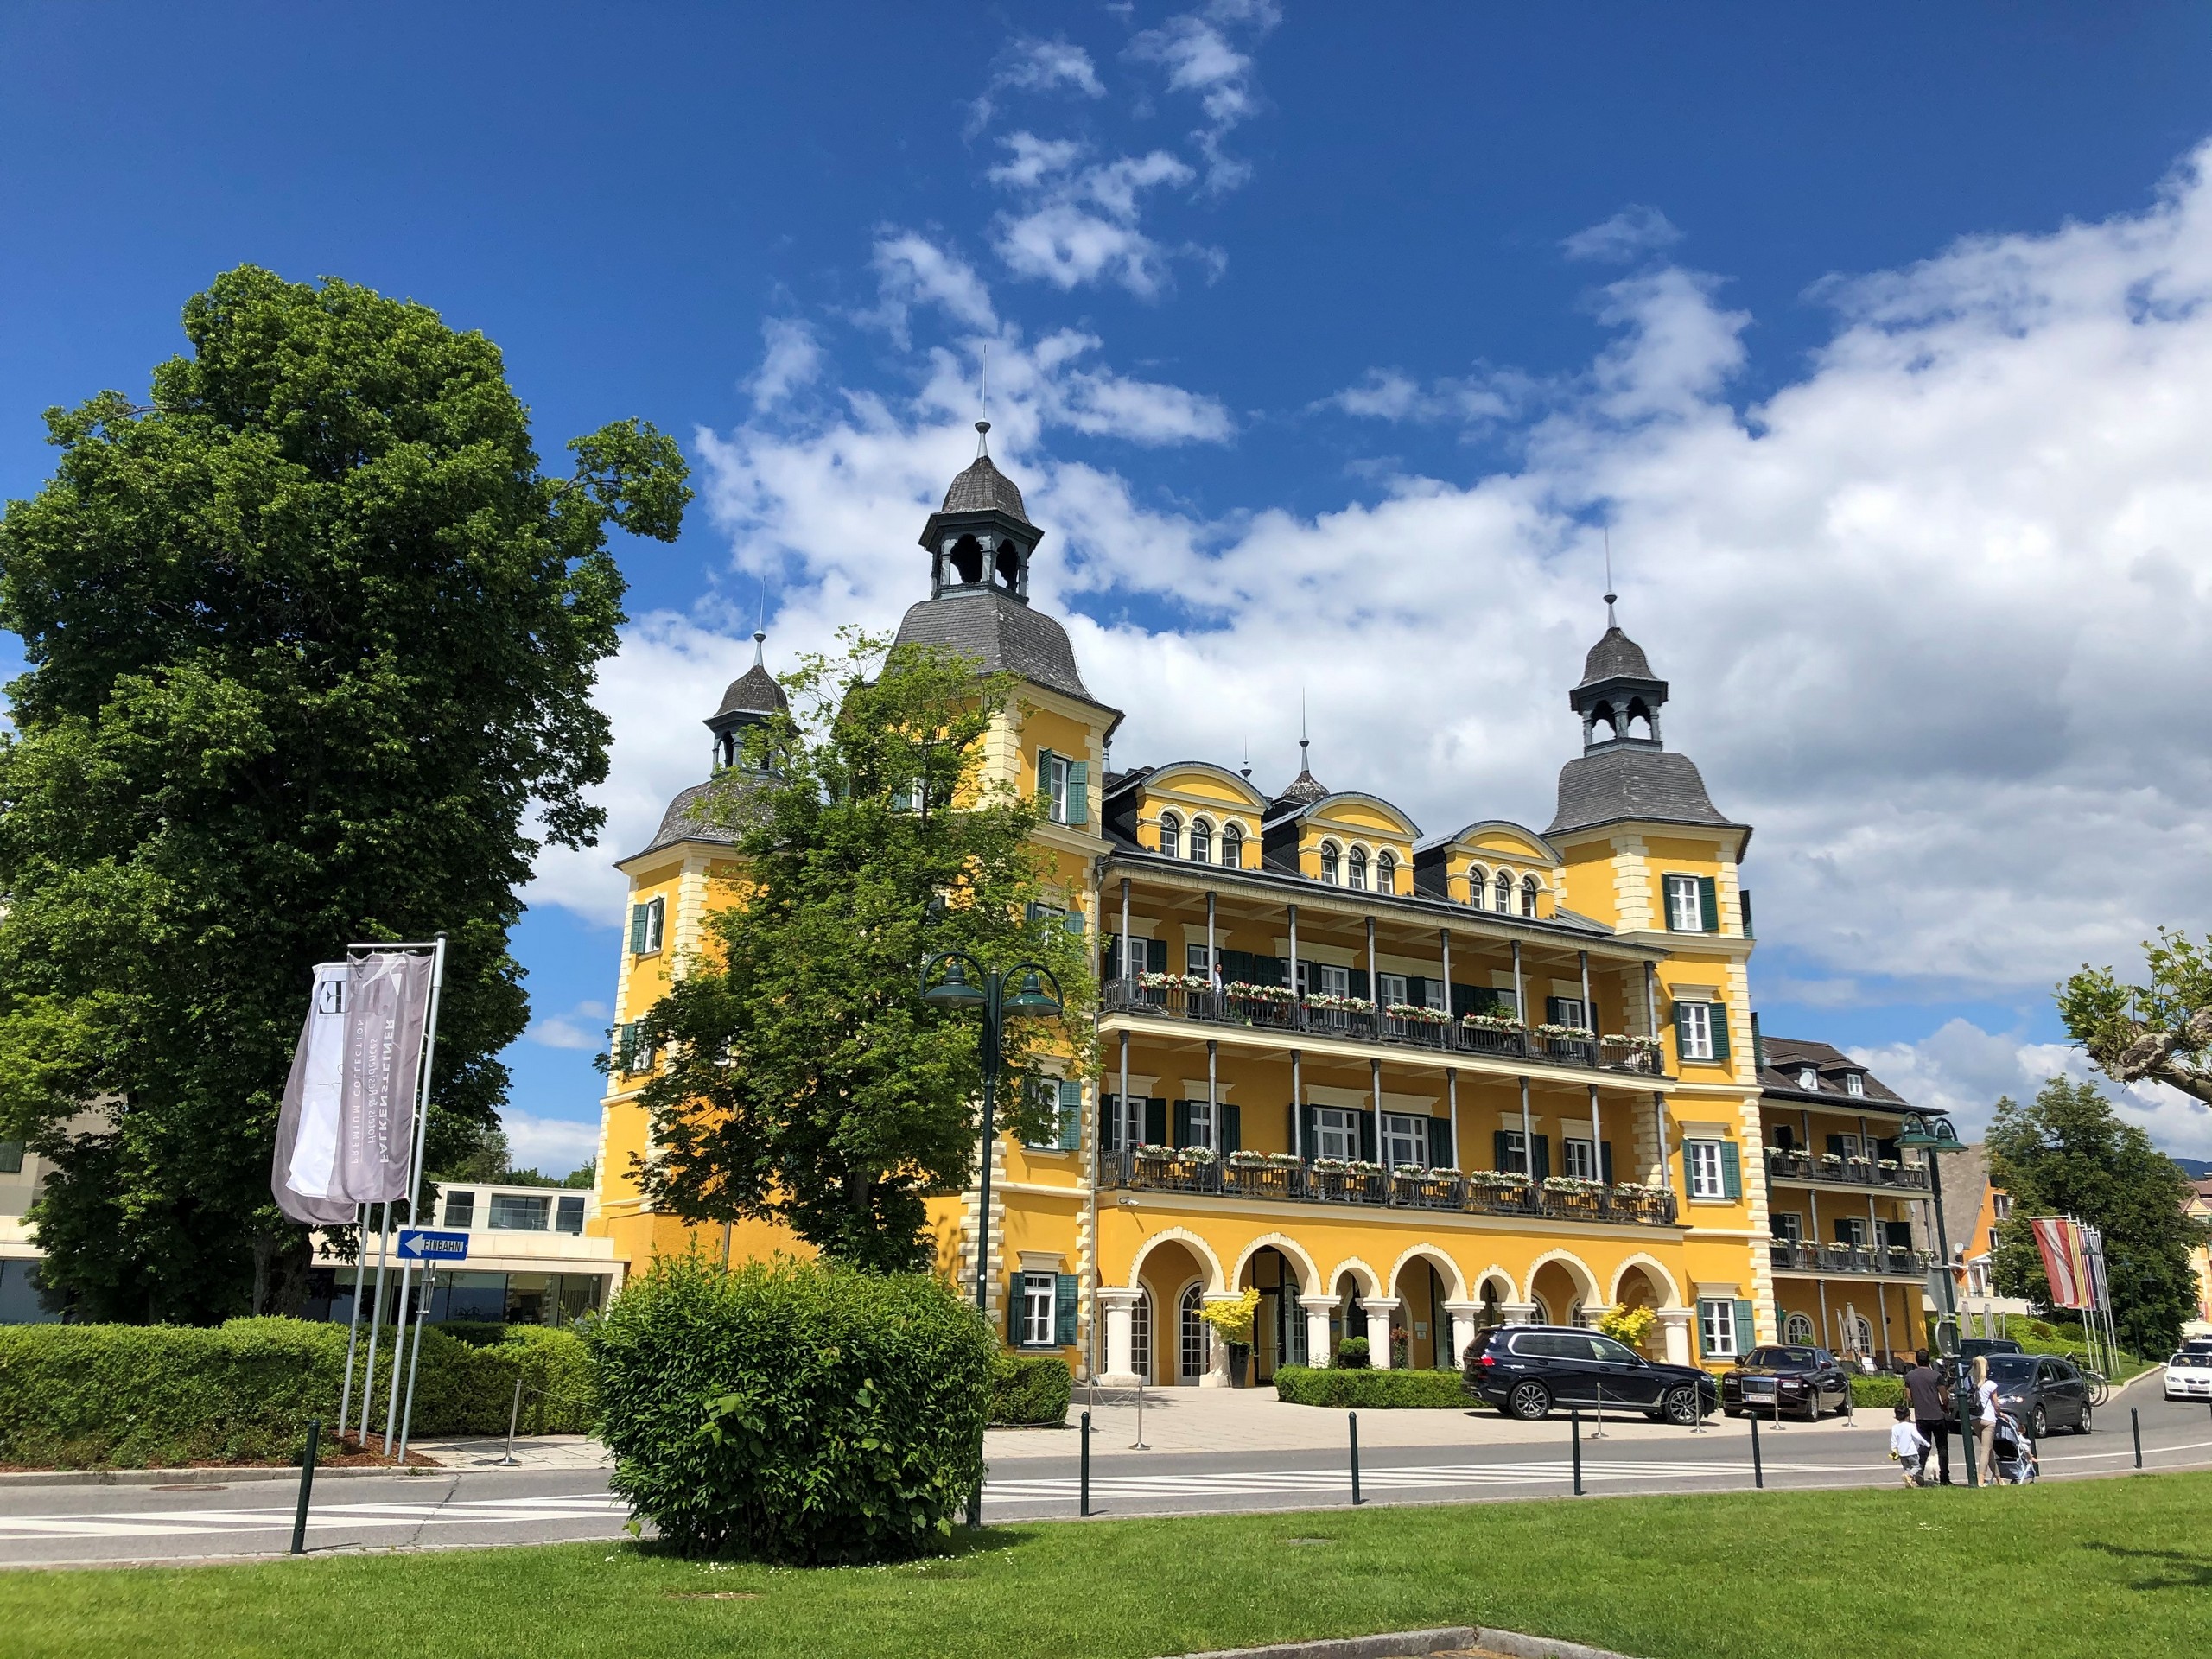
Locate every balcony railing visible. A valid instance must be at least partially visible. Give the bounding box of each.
[1768,1240,1933,1277]
[1763,1148,1930,1191]
[1102,980,1664,1077]
[1100,1147,1680,1227]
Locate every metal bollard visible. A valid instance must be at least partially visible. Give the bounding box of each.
[2132,1407,2142,1470]
[1349,1411,1362,1506]
[1590,1380,1606,1440]
[1079,1410,1090,1517]
[1772,1390,1784,1433]
[1750,1410,1764,1489]
[1570,1406,1583,1496]
[493,1376,524,1466]
[290,1419,321,1556]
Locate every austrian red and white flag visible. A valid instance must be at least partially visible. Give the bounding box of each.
[2030,1217,2089,1308]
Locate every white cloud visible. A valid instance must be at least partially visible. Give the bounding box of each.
[527,1000,610,1052]
[747,317,821,411]
[967,38,1105,138]
[857,232,998,347]
[1130,0,1281,194]
[1563,206,1684,264]
[500,1109,601,1177]
[1319,366,1522,425]
[989,140,1198,296]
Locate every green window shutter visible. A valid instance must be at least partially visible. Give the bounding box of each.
[1054,1274,1079,1345]
[1024,901,1045,923]
[1302,1103,1320,1159]
[1429,1116,1454,1169]
[1144,1098,1167,1146]
[1740,889,1755,939]
[1545,995,1567,1026]
[1064,908,1085,938]
[1036,747,1052,803]
[1058,1080,1084,1151]
[1532,1134,1552,1182]
[1698,875,1719,933]
[1825,1133,1847,1158]
[1067,760,1088,826]
[628,904,649,954]
[1008,1274,1023,1344]
[1219,1104,1242,1155]
[1358,1111,1377,1163]
[1696,1302,1713,1360]
[1104,934,1121,981]
[1172,1101,1193,1147]
[1673,1001,1690,1064]
[1493,1128,1512,1173]
[1709,1005,1732,1065]
[1751,1012,1765,1071]
[1720,1141,1743,1199]
[1733,1300,1757,1357]
[1599,1141,1615,1184]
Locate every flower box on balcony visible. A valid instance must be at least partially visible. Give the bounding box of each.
[1542,1176,1608,1195]
[1462,1014,1523,1032]
[1225,1150,1270,1169]
[1137,971,1212,991]
[1878,1159,1900,1171]
[1309,1156,1351,1173]
[1602,1033,1660,1052]
[1178,1146,1217,1165]
[1226,981,1295,1002]
[1305,992,1376,1014]
[1385,1003,1451,1025]
[1264,1151,1301,1168]
[1467,1170,1529,1191]
[1535,1024,1596,1041]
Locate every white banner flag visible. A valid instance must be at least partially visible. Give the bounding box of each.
[338,952,435,1204]
[271,963,358,1225]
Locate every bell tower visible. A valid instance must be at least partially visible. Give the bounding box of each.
[920,422,1046,602]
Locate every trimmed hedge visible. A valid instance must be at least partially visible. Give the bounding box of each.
[991,1354,1072,1425]
[1274,1364,1470,1409]
[586,1254,995,1564]
[0,1317,593,1469]
[1850,1372,1906,1409]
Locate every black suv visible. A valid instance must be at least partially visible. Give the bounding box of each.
[1461,1325,1719,1424]
[1719,1345,1851,1420]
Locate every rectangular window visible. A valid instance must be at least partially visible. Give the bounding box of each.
[1548,997,1586,1029]
[1500,1129,1531,1176]
[1993,1192,2012,1220]
[1319,964,1351,998]
[1665,874,1704,931]
[1035,751,1088,826]
[556,1195,586,1235]
[1844,1072,1865,1096]
[0,1141,22,1176]
[1185,1098,1217,1150]
[1771,1211,1802,1243]
[1678,1002,1714,1061]
[1382,1113,1428,1168]
[1688,1140,1725,1199]
[1421,979,1447,1013]
[1563,1137,1598,1180]
[1185,943,1217,979]
[628,896,665,956]
[1313,1107,1357,1161]
[1020,1272,1058,1347]
[442,1190,476,1230]
[488,1194,550,1231]
[1377,972,1409,1007]
[1835,1217,1870,1248]
[1699,1298,1738,1359]
[615,1023,656,1076]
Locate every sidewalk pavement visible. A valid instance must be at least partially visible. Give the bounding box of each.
[412,1434,613,1471]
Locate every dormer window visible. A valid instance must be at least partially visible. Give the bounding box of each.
[1189,817,1212,864]
[1348,847,1369,890]
[1221,823,1243,868]
[1844,1071,1864,1097]
[1520,876,1539,918]
[1465,865,1485,906]
[1798,1066,1820,1091]
[1376,850,1396,895]
[1493,871,1512,914]
[1159,812,1181,860]
[1320,841,1341,884]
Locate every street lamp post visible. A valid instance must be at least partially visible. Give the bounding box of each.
[920,950,1065,1529]
[1898,1111,1966,1345]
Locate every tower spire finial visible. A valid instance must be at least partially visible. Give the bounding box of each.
[754,585,767,664]
[1603,524,1618,627]
[976,345,990,456]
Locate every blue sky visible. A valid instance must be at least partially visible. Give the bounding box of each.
[6,3,2212,1169]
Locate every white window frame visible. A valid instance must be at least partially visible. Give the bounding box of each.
[1382,1113,1428,1168]
[1772,1211,1803,1243]
[1220,823,1243,868]
[1320,842,1341,884]
[1699,1298,1738,1359]
[1835,1216,1870,1249]
[1844,1072,1865,1097]
[1348,847,1368,891]
[1043,753,1072,825]
[1020,1272,1057,1347]
[1666,874,1704,931]
[1159,812,1180,859]
[1563,1137,1598,1181]
[1499,1129,1532,1176]
[1377,973,1409,1007]
[1185,943,1217,980]
[1688,1140,1725,1199]
[1421,979,1447,1013]
[1185,1097,1217,1151]
[1189,817,1212,863]
[1520,877,1539,918]
[1313,1107,1357,1161]
[632,896,665,957]
[1783,1312,1815,1345]
[1319,963,1351,998]
[1376,850,1396,894]
[1465,866,1486,907]
[1679,1002,1715,1061]
[1493,872,1512,913]
[1552,997,1586,1028]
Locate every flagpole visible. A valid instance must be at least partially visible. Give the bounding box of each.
[392,933,449,1459]
[337,1200,369,1432]
[359,1203,391,1446]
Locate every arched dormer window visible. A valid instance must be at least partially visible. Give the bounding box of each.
[1493,870,1513,914]
[1376,850,1397,895]
[1348,847,1369,890]
[1189,817,1212,864]
[1465,865,1485,906]
[1221,823,1243,868]
[1320,841,1341,885]
[1520,876,1540,918]
[1159,812,1181,860]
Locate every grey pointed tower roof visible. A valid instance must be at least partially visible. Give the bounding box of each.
[940,453,1031,523]
[1578,625,1656,687]
[1270,739,1329,810]
[715,658,789,718]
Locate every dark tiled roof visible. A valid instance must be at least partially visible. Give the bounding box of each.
[1274,766,1329,808]
[941,454,1031,524]
[639,775,768,856]
[1758,1035,1909,1109]
[714,663,788,717]
[891,588,1097,703]
[1578,625,1656,687]
[1546,746,1742,837]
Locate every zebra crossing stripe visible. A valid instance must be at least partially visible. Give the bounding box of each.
[0,1495,629,1541]
[984,1457,1871,1502]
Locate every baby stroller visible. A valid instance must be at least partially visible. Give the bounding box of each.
[1989,1408,2038,1484]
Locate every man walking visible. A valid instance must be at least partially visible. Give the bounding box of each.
[1903,1348,1952,1485]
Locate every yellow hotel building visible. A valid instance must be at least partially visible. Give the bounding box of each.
[590,437,1942,1386]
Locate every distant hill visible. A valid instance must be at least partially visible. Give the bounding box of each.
[2174,1156,2212,1179]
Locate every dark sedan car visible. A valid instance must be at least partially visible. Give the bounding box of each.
[1462,1325,1719,1424]
[1985,1352,2094,1436]
[1720,1345,1851,1420]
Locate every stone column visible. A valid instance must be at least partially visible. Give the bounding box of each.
[1656,1307,1694,1367]
[1300,1294,1337,1369]
[1098,1287,1141,1386]
[1578,1302,1614,1332]
[1501,1300,1540,1325]
[1442,1299,1482,1366]
[1362,1296,1402,1370]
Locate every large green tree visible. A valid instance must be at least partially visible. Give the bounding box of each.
[2058,928,2212,1108]
[1986,1075,2205,1355]
[630,632,1094,1274]
[0,266,689,1323]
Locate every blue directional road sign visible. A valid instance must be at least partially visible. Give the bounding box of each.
[397,1229,470,1262]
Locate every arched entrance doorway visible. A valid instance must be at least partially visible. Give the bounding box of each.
[1241,1246,1308,1383]
[1531,1258,1592,1326]
[1133,1236,1210,1386]
[1393,1255,1457,1370]
[1178,1284,1209,1382]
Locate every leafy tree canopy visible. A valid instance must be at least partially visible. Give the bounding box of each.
[630,629,1095,1273]
[0,265,688,1322]
[2058,928,2212,1108]
[1986,1075,2206,1355]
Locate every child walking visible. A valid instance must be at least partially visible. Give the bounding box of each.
[1891,1402,1932,1486]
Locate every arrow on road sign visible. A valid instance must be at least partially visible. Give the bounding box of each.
[397,1229,470,1262]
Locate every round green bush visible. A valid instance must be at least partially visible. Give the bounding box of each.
[1334,1336,1370,1370]
[990,1353,1072,1425]
[585,1254,995,1563]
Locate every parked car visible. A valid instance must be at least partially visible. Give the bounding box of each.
[1983,1352,2094,1436]
[1462,1325,1719,1424]
[2165,1349,2212,1401]
[1719,1345,1851,1420]
[1941,1336,2024,1387]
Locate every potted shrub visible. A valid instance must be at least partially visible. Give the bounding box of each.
[1198,1288,1260,1387]
[1335,1335,1370,1370]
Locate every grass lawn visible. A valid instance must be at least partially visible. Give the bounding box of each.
[6,1473,2209,1659]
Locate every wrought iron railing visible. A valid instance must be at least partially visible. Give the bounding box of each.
[1763,1149,1930,1190]
[1101,982,1663,1077]
[1768,1240,1932,1276]
[1099,1147,1680,1226]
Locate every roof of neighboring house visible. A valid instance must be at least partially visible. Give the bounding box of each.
[1757,1035,1910,1109]
[1938,1141,1994,1264]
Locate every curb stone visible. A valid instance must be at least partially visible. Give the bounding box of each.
[1169,1629,1644,1659]
[0,1464,495,1490]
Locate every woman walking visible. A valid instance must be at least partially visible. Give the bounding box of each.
[1972,1356,2000,1485]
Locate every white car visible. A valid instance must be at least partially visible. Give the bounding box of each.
[2164,1350,2212,1401]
